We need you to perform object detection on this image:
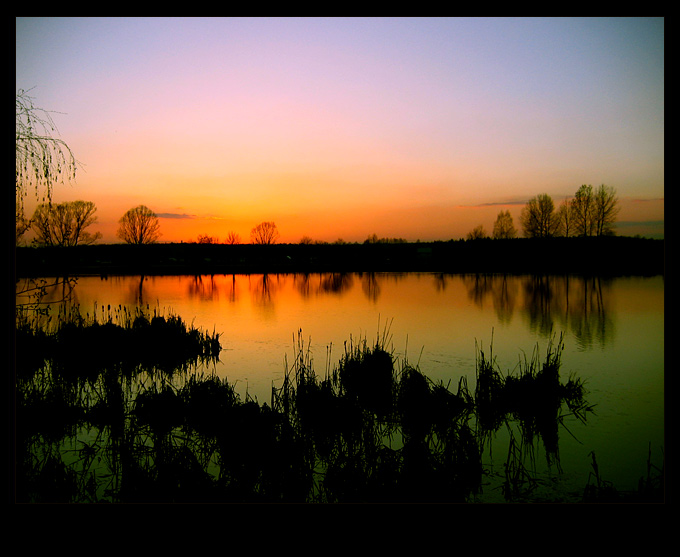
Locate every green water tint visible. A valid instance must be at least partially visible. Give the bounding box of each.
[14,310,660,503]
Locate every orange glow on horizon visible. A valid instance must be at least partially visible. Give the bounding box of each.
[17,18,664,245]
[20,181,664,245]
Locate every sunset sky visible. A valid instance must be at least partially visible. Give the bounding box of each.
[16,17,664,243]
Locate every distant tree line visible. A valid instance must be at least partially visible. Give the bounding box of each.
[298,233,407,245]
[467,184,620,240]
[17,187,621,247]
[193,222,279,245]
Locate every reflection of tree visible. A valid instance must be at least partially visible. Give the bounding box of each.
[126,275,148,306]
[463,275,615,348]
[491,275,517,324]
[521,276,614,349]
[433,273,449,292]
[319,273,353,295]
[361,273,380,303]
[15,276,78,320]
[463,275,517,324]
[227,274,238,303]
[565,276,615,350]
[522,276,563,336]
[188,275,219,301]
[464,275,494,307]
[249,274,278,318]
[294,274,312,298]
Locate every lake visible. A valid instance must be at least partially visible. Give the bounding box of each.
[26,271,664,501]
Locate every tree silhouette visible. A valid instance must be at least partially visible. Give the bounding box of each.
[492,210,517,239]
[225,231,241,245]
[250,221,280,245]
[593,184,620,236]
[556,197,574,237]
[520,194,560,238]
[117,205,161,244]
[31,200,102,246]
[571,185,595,237]
[466,225,488,240]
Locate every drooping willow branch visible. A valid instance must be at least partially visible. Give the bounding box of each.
[15,88,81,215]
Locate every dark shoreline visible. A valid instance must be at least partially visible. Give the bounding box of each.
[15,236,664,278]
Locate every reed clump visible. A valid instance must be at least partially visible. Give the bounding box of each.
[475,334,592,464]
[16,305,221,381]
[15,310,609,503]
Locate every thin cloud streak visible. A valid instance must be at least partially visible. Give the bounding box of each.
[457,200,528,208]
[156,213,196,219]
[156,212,230,221]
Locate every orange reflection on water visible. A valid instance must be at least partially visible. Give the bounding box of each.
[23,272,663,403]
[17,272,664,495]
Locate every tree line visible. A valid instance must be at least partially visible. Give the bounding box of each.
[467,184,620,240]
[18,185,620,247]
[16,201,284,247]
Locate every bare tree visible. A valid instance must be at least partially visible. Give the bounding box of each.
[466,224,488,240]
[556,198,573,237]
[196,233,218,244]
[16,88,79,217]
[31,200,102,246]
[492,210,517,239]
[250,221,280,245]
[520,194,560,238]
[593,184,620,236]
[571,184,595,237]
[117,205,161,244]
[225,231,241,245]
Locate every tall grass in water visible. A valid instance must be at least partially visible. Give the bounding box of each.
[273,328,481,503]
[17,309,615,503]
[15,305,223,503]
[474,333,594,500]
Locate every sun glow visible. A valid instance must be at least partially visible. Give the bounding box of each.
[17,18,664,244]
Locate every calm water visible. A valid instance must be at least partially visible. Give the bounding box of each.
[29,272,664,499]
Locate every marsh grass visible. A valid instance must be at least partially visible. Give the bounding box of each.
[474,333,597,500]
[15,308,626,503]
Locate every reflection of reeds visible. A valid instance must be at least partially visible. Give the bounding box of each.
[475,333,596,499]
[18,310,640,503]
[17,304,221,379]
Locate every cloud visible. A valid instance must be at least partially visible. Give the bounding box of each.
[156,212,197,219]
[458,200,528,208]
[156,212,230,221]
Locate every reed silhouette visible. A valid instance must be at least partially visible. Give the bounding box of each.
[14,309,662,503]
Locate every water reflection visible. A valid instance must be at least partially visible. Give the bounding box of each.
[462,275,518,325]
[27,273,619,349]
[459,274,615,349]
[319,273,354,295]
[361,273,381,303]
[17,272,663,499]
[188,275,220,301]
